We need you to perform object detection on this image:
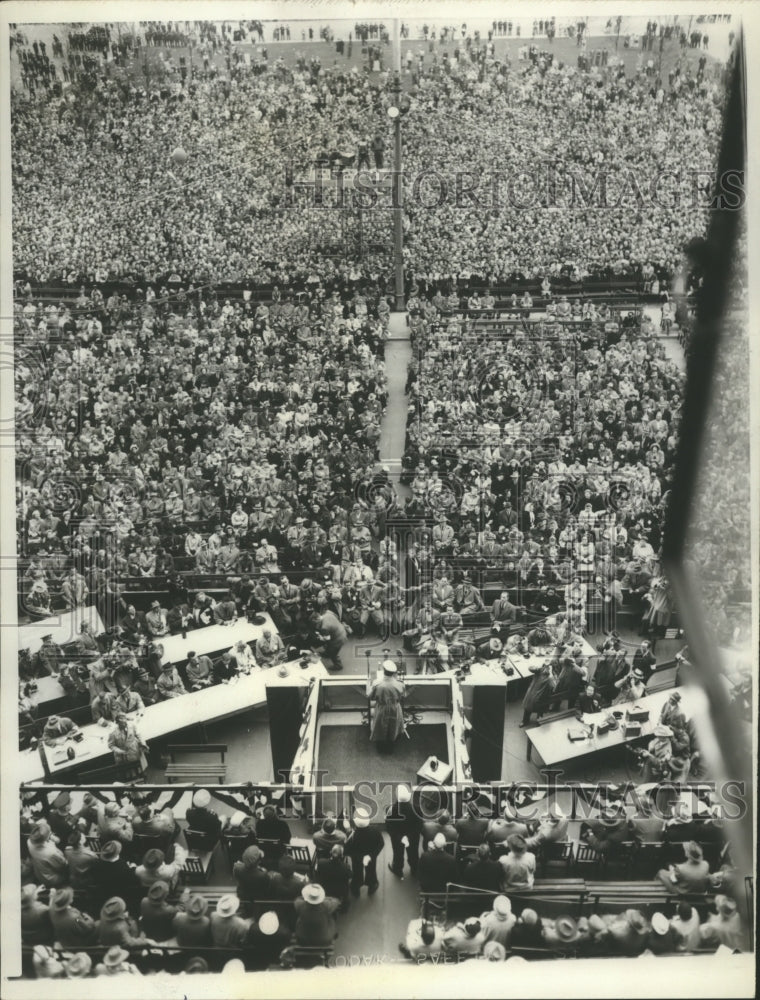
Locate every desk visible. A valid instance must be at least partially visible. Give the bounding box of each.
[159,615,277,664]
[417,755,454,786]
[506,638,597,679]
[525,687,691,767]
[18,606,106,655]
[18,658,329,783]
[27,675,68,706]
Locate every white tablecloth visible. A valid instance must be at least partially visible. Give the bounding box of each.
[159,614,278,664]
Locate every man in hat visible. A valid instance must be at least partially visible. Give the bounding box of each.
[294,884,340,946]
[156,659,186,699]
[636,724,675,781]
[699,895,744,951]
[311,608,347,672]
[347,808,385,897]
[455,800,489,846]
[186,788,222,837]
[21,884,53,945]
[632,639,657,683]
[368,659,405,751]
[542,914,582,951]
[62,952,93,979]
[26,823,68,888]
[139,880,178,942]
[498,833,536,890]
[63,830,99,891]
[93,944,143,977]
[246,910,293,970]
[479,895,516,948]
[417,832,459,894]
[49,887,97,947]
[313,844,352,910]
[657,841,711,895]
[96,896,150,948]
[612,665,646,704]
[233,845,272,906]
[211,894,252,947]
[135,845,187,893]
[91,841,141,913]
[581,806,632,855]
[173,894,212,947]
[647,911,677,954]
[659,690,686,730]
[108,713,148,771]
[47,791,78,844]
[42,713,78,746]
[270,854,309,901]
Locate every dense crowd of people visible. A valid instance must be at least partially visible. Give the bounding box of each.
[19,785,743,980]
[11,19,725,287]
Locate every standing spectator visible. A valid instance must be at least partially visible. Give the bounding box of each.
[346,808,384,897]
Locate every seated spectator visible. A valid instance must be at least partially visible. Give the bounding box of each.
[525,802,568,850]
[132,803,179,841]
[313,845,351,910]
[454,802,489,845]
[580,806,631,855]
[63,831,99,891]
[139,880,178,942]
[42,714,78,747]
[46,791,78,844]
[245,911,293,970]
[185,788,222,837]
[93,944,143,977]
[656,841,711,895]
[185,652,214,690]
[135,846,187,893]
[479,895,516,948]
[256,804,292,851]
[421,810,458,845]
[97,801,134,845]
[49,887,97,948]
[605,909,651,957]
[399,918,446,960]
[293,884,340,947]
[418,833,459,893]
[255,629,286,668]
[510,907,544,949]
[21,884,52,945]
[498,834,536,891]
[96,896,150,948]
[443,916,487,958]
[647,911,678,954]
[91,841,141,914]
[699,894,744,951]
[487,806,531,846]
[312,817,347,854]
[628,796,665,842]
[26,823,68,888]
[173,893,213,948]
[108,714,149,772]
[670,902,702,951]
[233,845,272,905]
[270,854,308,901]
[156,661,186,699]
[210,894,252,948]
[542,915,585,951]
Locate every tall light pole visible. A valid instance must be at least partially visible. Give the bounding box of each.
[389,18,405,311]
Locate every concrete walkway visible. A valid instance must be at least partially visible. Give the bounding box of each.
[378,312,412,478]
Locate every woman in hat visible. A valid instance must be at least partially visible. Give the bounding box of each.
[368,659,406,751]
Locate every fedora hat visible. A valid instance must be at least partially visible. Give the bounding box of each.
[187,894,209,918]
[653,724,673,738]
[192,788,211,807]
[258,911,280,936]
[651,912,669,936]
[142,848,165,869]
[103,945,130,967]
[100,897,127,921]
[63,952,92,978]
[100,840,121,861]
[301,884,326,905]
[241,845,263,866]
[555,916,578,941]
[148,880,170,902]
[216,894,240,918]
[29,822,51,845]
[185,957,209,974]
[51,887,74,911]
[493,895,512,918]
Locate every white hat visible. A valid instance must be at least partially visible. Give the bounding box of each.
[433,832,447,849]
[493,895,512,917]
[258,911,280,935]
[353,808,371,828]
[301,884,326,905]
[222,958,246,974]
[397,785,411,803]
[229,811,246,829]
[382,659,397,674]
[651,912,669,936]
[193,789,211,808]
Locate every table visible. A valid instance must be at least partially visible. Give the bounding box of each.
[18,658,329,783]
[159,614,277,664]
[506,638,597,679]
[525,686,691,767]
[27,675,67,706]
[17,606,106,656]
[417,755,454,786]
